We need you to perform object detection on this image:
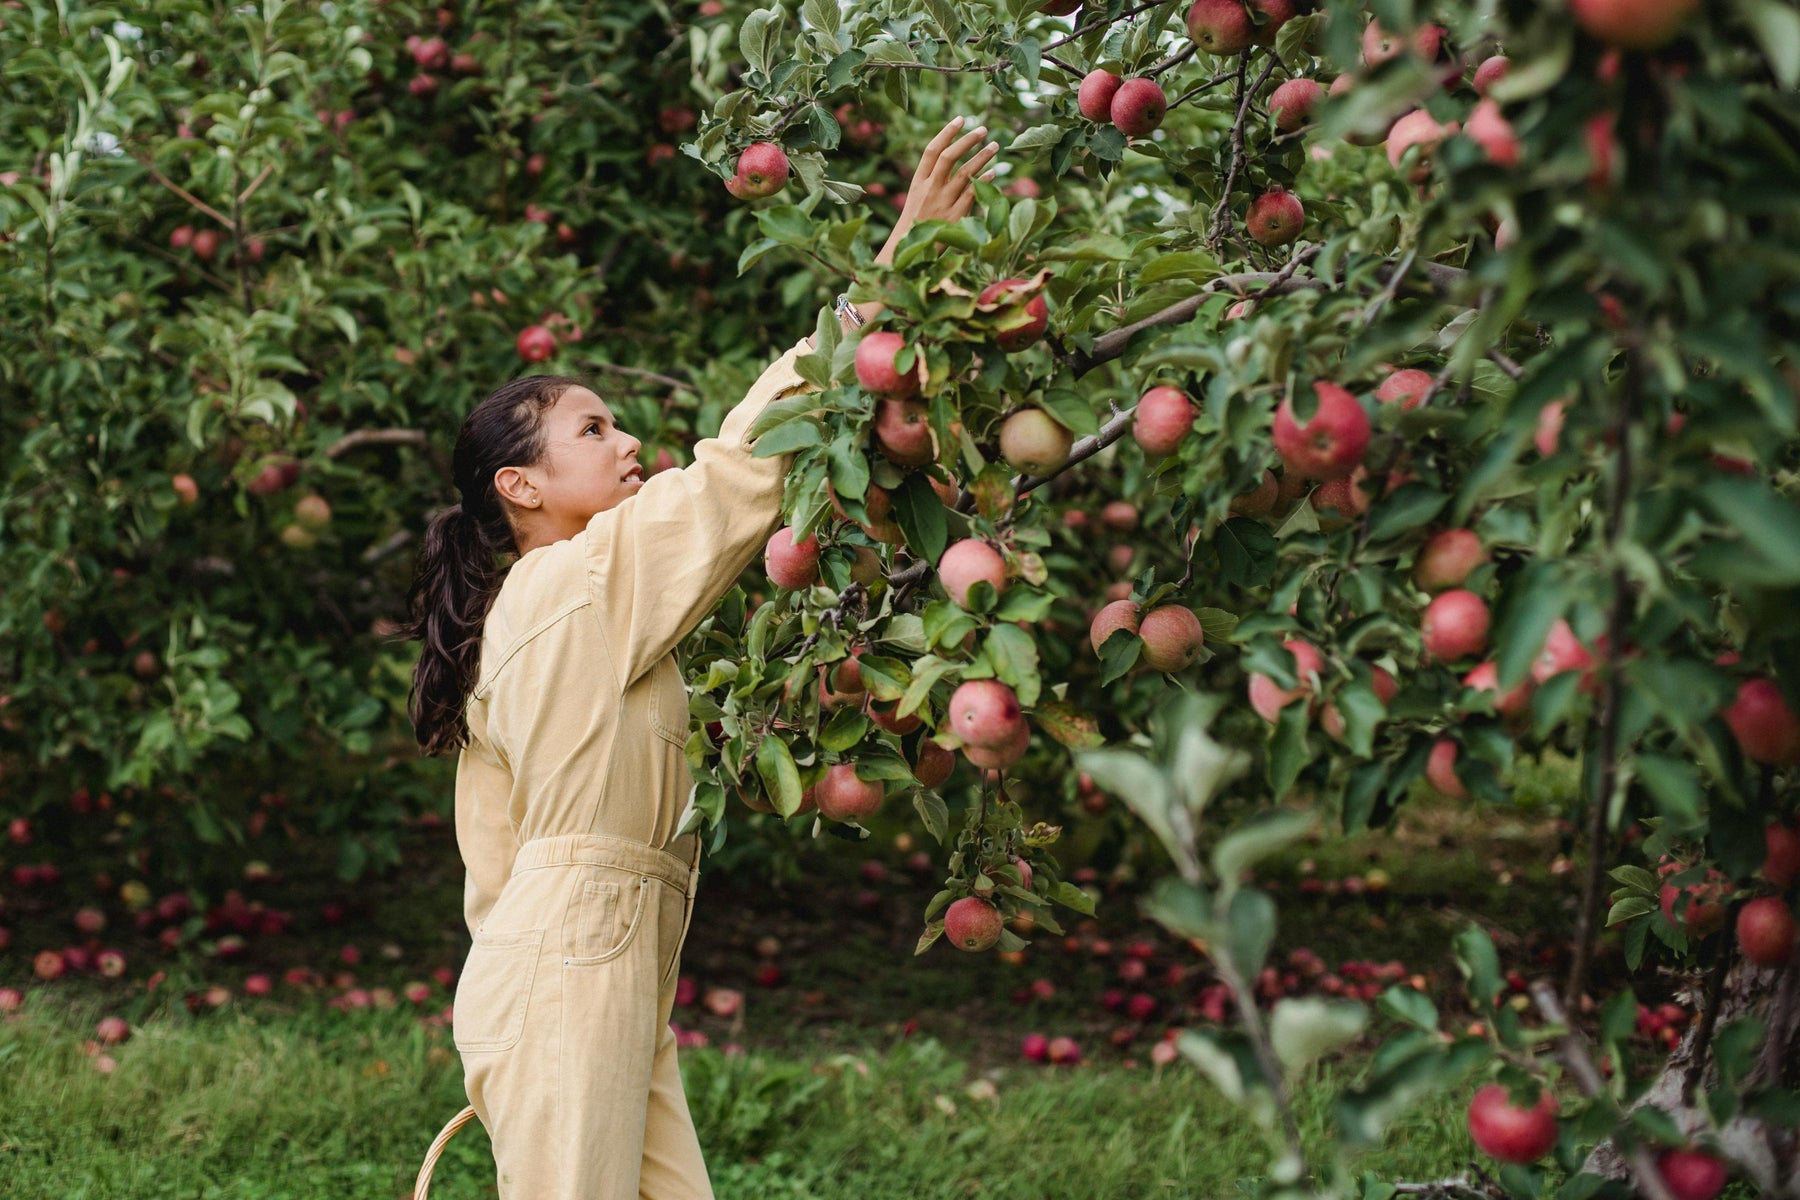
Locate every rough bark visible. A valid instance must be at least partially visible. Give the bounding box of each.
[1581,953,1800,1196]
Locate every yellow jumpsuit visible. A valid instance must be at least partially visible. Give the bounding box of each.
[449,339,814,1199]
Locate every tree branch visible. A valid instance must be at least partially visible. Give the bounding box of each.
[129,149,232,228]
[1206,53,1278,251]
[582,359,697,394]
[1563,349,1639,1019]
[1530,982,1681,1200]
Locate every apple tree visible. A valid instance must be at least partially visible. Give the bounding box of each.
[676,0,1800,1195]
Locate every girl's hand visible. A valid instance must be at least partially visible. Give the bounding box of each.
[808,117,1001,347]
[883,117,999,259]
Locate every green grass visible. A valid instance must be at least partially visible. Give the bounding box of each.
[0,990,1479,1200]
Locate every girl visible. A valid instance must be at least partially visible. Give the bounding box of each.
[402,118,999,1200]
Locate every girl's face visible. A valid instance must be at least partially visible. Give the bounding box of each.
[500,385,643,553]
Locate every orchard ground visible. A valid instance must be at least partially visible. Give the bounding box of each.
[4,759,1740,1196]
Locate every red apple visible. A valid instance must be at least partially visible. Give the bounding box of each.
[873,398,934,467]
[1089,599,1142,655]
[816,763,884,823]
[963,720,1029,772]
[1472,55,1510,95]
[726,141,789,199]
[1467,1083,1559,1164]
[1466,99,1520,167]
[1422,590,1490,661]
[1272,382,1370,480]
[949,680,1024,749]
[1763,823,1800,888]
[1247,189,1304,247]
[1375,367,1434,410]
[1110,78,1167,137]
[1077,69,1123,123]
[1132,386,1198,458]
[1656,1148,1727,1200]
[1139,606,1204,672]
[412,36,450,70]
[1724,679,1800,766]
[1532,619,1599,691]
[912,739,955,788]
[1269,78,1323,132]
[190,228,221,261]
[764,526,821,591]
[1186,0,1253,55]
[1386,109,1457,181]
[938,539,1007,608]
[1231,469,1280,515]
[1570,0,1698,50]
[1736,897,1796,966]
[1248,639,1323,722]
[1463,661,1532,720]
[999,408,1073,475]
[856,331,920,400]
[1426,739,1468,799]
[1413,529,1487,592]
[516,324,556,362]
[977,278,1051,352]
[945,897,1003,951]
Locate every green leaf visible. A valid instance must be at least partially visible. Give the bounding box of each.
[981,624,1040,706]
[1494,560,1567,690]
[1454,926,1502,1009]
[1216,518,1279,588]
[1377,985,1439,1031]
[1037,386,1101,437]
[1608,865,1659,893]
[1138,251,1220,285]
[1032,700,1104,750]
[755,735,803,817]
[1078,748,1174,859]
[1177,1029,1259,1104]
[912,789,950,844]
[1226,887,1277,979]
[1050,879,1097,917]
[1140,876,1215,941]
[1098,629,1142,686]
[819,706,870,752]
[1367,485,1449,542]
[1008,123,1068,154]
[1635,753,1704,835]
[1740,0,1800,89]
[893,473,949,562]
[1693,476,1800,587]
[1268,700,1310,799]
[1607,895,1657,926]
[1270,997,1369,1073]
[1213,808,1315,893]
[856,654,910,701]
[739,7,784,75]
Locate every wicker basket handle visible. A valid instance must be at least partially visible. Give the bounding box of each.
[413,1104,480,1199]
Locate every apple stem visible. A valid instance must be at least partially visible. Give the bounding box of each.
[1530,982,1683,1200]
[1562,350,1640,1019]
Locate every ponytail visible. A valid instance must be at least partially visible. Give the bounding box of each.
[399,374,587,756]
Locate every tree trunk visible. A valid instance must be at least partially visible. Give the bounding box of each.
[1582,952,1800,1196]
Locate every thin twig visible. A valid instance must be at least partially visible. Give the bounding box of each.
[1206,54,1278,251]
[583,360,697,393]
[236,162,275,205]
[1040,0,1163,53]
[1487,349,1525,380]
[326,429,430,458]
[1169,70,1237,112]
[1529,982,1681,1200]
[129,150,231,227]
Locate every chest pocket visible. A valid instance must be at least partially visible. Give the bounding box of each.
[647,654,692,750]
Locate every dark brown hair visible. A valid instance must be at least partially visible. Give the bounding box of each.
[399,374,587,756]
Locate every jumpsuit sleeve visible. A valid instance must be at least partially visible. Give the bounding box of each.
[584,336,818,688]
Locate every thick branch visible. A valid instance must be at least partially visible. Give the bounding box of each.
[1066,263,1327,377]
[130,150,231,228]
[325,427,453,484]
[1530,982,1681,1200]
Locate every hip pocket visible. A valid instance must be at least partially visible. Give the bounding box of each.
[452,926,544,1054]
[565,874,651,966]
